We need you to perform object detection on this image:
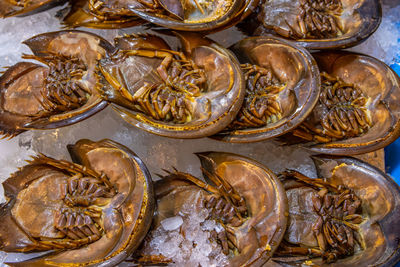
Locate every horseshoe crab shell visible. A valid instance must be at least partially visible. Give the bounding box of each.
[1,139,154,266]
[129,0,257,32]
[273,155,400,266]
[241,0,381,50]
[100,32,245,138]
[213,36,320,143]
[61,0,146,29]
[149,152,288,266]
[0,31,113,138]
[284,51,400,155]
[0,0,65,18]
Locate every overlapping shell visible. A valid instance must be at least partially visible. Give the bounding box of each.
[61,0,259,30]
[0,0,65,18]
[0,1,399,266]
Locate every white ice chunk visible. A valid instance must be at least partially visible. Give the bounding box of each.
[0,251,6,265]
[0,184,4,204]
[161,216,184,231]
[350,4,400,66]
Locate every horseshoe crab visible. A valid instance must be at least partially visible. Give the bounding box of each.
[213,36,320,143]
[273,155,400,266]
[0,31,113,138]
[61,0,147,29]
[129,0,258,32]
[138,152,288,266]
[99,32,245,138]
[62,0,258,30]
[0,139,154,266]
[240,0,381,50]
[282,51,400,155]
[0,0,64,18]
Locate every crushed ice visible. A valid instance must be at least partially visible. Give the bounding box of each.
[349,4,400,66]
[140,202,229,266]
[0,132,35,204]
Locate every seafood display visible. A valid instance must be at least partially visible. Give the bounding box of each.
[141,152,288,266]
[274,156,400,266]
[100,32,245,138]
[283,51,400,155]
[0,139,154,266]
[0,31,113,138]
[0,0,399,265]
[241,0,382,49]
[214,36,320,142]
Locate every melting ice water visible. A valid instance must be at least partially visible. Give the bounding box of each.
[0,1,399,265]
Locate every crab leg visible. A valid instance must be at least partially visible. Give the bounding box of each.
[280,170,338,192]
[29,154,115,193]
[201,167,247,214]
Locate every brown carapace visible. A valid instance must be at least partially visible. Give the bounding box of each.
[0,0,65,18]
[272,156,400,266]
[61,0,146,28]
[240,0,381,49]
[0,31,113,138]
[213,36,320,143]
[0,139,154,266]
[99,32,245,138]
[293,72,372,143]
[138,152,288,266]
[62,0,258,31]
[282,51,400,155]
